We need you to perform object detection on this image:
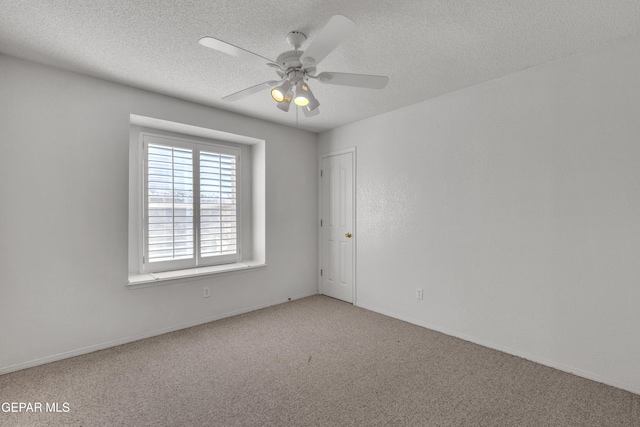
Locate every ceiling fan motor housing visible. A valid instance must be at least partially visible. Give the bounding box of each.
[276,50,304,69]
[275,49,316,78]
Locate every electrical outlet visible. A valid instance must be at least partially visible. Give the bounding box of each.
[416,288,423,300]
[203,287,210,298]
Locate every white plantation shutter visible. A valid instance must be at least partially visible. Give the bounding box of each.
[147,144,194,263]
[142,135,240,273]
[200,151,237,258]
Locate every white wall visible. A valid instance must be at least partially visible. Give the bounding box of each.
[319,34,640,394]
[0,54,318,373]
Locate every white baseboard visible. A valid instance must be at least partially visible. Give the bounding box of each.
[0,290,319,376]
[356,302,640,396]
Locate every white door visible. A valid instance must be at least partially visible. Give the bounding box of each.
[320,151,354,303]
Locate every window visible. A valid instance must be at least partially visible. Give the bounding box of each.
[142,134,240,273]
[128,116,267,285]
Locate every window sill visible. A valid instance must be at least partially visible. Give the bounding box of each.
[127,260,266,289]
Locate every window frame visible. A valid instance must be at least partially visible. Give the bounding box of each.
[140,133,242,274]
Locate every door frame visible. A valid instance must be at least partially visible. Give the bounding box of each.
[318,147,357,304]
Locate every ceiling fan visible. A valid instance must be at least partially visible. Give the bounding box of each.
[198,15,389,117]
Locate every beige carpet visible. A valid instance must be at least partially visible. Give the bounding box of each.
[1,295,639,426]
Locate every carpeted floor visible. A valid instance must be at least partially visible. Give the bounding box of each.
[1,295,639,426]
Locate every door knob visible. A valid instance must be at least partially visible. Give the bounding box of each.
[345,232,352,238]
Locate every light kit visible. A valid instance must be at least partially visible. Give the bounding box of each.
[295,81,319,110]
[293,81,310,106]
[271,76,319,113]
[270,80,293,103]
[276,89,293,112]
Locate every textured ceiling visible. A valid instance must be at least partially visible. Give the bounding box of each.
[2,1,640,133]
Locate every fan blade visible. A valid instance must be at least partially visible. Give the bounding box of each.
[222,80,282,102]
[315,72,389,89]
[302,106,320,117]
[300,15,356,67]
[199,36,274,67]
